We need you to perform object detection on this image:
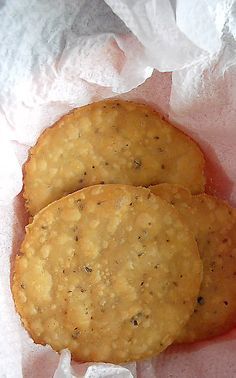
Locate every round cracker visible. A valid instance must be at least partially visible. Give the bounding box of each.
[13,185,202,363]
[23,100,205,215]
[150,183,236,343]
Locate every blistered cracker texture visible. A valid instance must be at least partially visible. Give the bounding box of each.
[150,183,236,343]
[13,185,202,363]
[23,100,205,215]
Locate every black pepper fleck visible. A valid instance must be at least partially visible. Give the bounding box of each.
[197,296,205,305]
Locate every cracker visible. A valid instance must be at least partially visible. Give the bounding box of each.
[150,183,236,343]
[23,100,205,215]
[13,185,202,362]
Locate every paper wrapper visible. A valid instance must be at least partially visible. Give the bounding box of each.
[1,0,236,377]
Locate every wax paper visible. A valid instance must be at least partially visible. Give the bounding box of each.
[1,0,236,377]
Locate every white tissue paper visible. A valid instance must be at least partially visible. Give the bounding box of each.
[1,0,236,377]
[53,350,136,378]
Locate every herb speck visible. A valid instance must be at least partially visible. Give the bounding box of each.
[84,266,92,273]
[133,159,142,169]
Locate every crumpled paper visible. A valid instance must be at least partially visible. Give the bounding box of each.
[1,0,236,377]
[53,349,136,378]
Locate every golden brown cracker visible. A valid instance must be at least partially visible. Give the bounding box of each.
[151,183,236,343]
[23,100,205,215]
[13,184,202,362]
